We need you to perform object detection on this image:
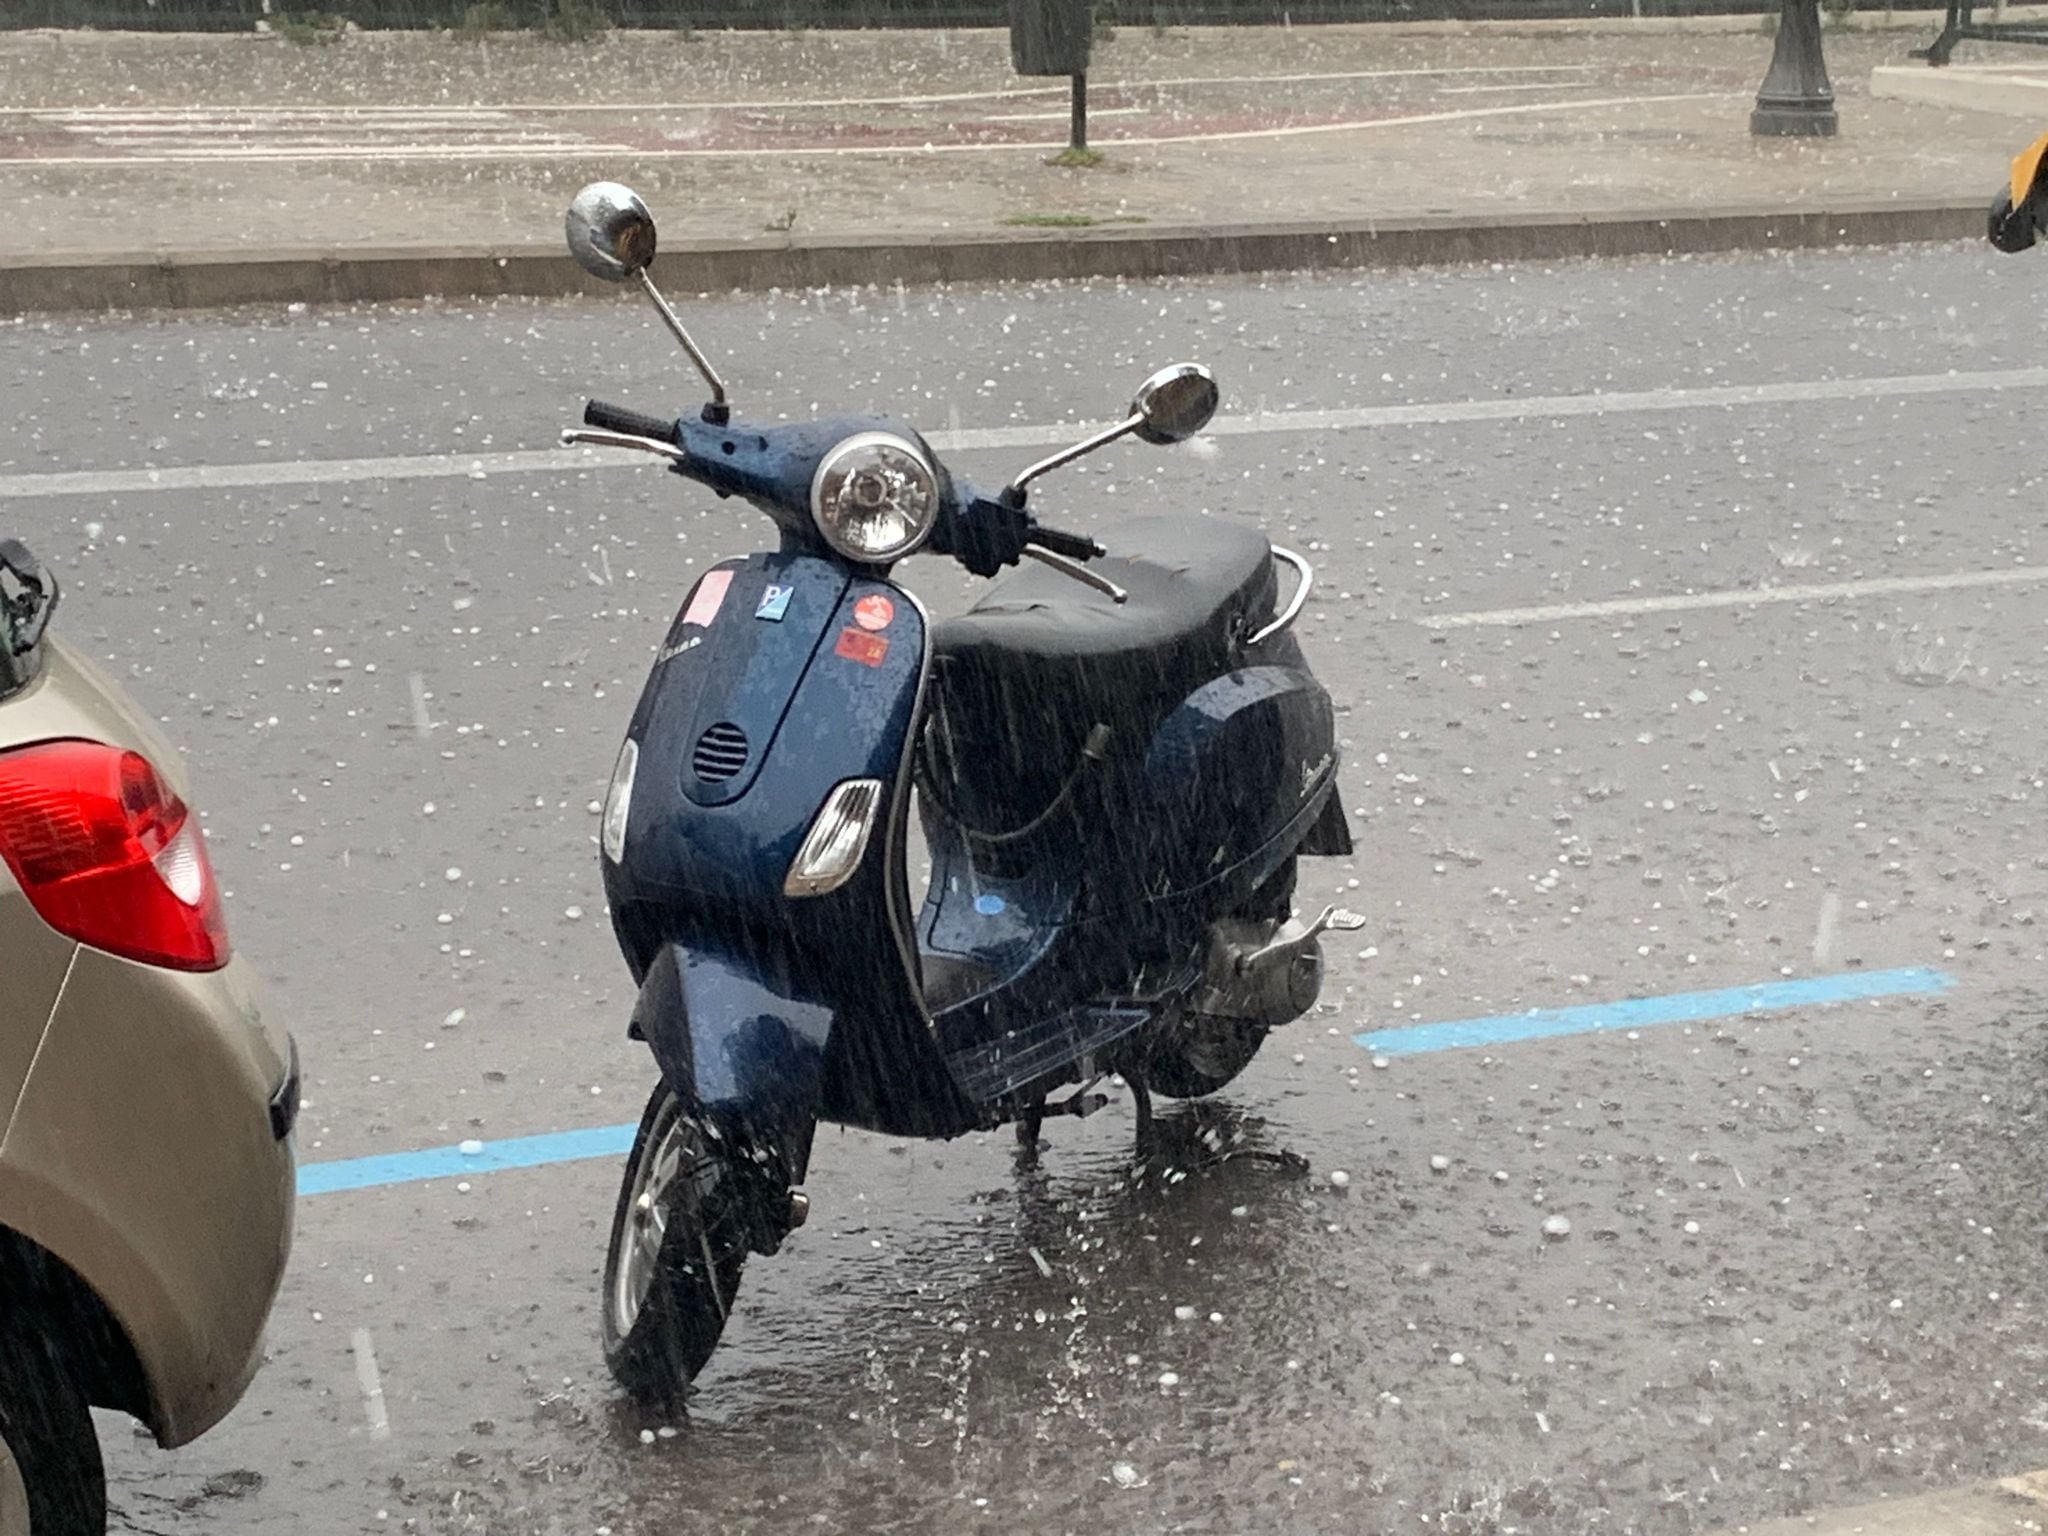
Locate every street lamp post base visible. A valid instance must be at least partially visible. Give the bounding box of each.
[1751,0,1838,137]
[1751,100,1840,135]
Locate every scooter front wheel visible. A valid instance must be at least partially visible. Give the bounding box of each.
[601,1083,746,1404]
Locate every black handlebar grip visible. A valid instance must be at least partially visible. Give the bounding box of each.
[1028,525,1106,561]
[583,400,678,442]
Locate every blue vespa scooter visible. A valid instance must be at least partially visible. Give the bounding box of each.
[561,184,1360,1402]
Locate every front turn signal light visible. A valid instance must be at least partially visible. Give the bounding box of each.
[784,779,884,897]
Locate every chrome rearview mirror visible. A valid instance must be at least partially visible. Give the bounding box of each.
[1006,360,1220,498]
[566,182,657,282]
[565,182,730,420]
[1131,363,1219,445]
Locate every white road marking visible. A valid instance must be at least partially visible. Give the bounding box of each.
[1812,892,1841,968]
[1439,80,1597,93]
[23,106,576,117]
[350,1327,392,1441]
[82,126,593,138]
[982,107,1149,122]
[1208,365,2048,439]
[19,102,618,160]
[7,364,2048,502]
[0,92,1726,165]
[71,141,634,159]
[83,129,593,143]
[408,673,434,741]
[55,112,534,127]
[1415,566,2048,630]
[0,65,1603,121]
[0,447,608,498]
[76,122,543,135]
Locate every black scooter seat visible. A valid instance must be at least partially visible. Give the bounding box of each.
[938,516,1274,707]
[930,517,1277,807]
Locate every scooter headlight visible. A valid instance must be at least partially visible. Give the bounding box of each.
[809,433,939,563]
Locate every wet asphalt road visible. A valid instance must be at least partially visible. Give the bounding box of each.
[7,243,2048,1535]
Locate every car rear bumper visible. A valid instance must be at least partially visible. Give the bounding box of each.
[0,950,296,1447]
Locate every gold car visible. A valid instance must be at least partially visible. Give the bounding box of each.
[0,539,296,1536]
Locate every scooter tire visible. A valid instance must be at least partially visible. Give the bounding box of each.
[1140,1016,1268,1100]
[600,1084,747,1406]
[1140,856,1299,1098]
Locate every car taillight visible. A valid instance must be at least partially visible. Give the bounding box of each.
[0,740,229,972]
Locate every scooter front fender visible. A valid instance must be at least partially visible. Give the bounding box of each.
[631,942,834,1188]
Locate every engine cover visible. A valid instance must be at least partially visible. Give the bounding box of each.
[1188,916,1326,1034]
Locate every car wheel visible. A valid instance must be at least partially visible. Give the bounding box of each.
[0,1326,106,1536]
[1982,191,2031,253]
[600,1083,747,1406]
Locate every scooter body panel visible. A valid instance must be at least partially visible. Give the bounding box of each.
[605,553,981,1150]
[1124,662,1342,911]
[606,537,1347,1144]
[608,551,904,917]
[914,655,1343,1109]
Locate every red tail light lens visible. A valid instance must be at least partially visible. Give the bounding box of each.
[0,740,229,972]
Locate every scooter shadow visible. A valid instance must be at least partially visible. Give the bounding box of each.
[1018,1092,1312,1192]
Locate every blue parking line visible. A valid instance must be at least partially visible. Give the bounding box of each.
[297,1122,635,1197]
[1353,965,1952,1057]
[297,965,1955,1197]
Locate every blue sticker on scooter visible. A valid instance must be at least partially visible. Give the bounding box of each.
[756,584,793,622]
[975,894,1006,916]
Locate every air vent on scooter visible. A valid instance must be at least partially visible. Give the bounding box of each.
[692,722,750,783]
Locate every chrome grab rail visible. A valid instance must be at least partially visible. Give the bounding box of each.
[1249,545,1312,647]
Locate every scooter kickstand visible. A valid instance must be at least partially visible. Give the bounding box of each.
[1016,1102,1047,1161]
[1128,1076,1155,1154]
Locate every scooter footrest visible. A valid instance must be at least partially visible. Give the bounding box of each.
[946,1005,1150,1102]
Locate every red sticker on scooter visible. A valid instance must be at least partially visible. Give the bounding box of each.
[853,594,894,632]
[835,627,890,667]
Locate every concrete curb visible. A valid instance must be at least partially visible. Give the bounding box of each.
[1873,59,2048,116]
[0,12,2016,41]
[0,202,1986,317]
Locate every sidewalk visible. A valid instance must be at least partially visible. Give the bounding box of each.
[0,20,2028,312]
[1721,1469,2048,1535]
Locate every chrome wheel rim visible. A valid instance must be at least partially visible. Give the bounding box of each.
[611,1093,696,1335]
[0,1432,31,1536]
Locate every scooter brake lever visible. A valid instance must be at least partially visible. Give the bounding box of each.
[559,427,689,464]
[1023,545,1129,604]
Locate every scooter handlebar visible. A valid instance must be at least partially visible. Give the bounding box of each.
[583,399,679,442]
[1026,523,1106,561]
[570,415,1107,576]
